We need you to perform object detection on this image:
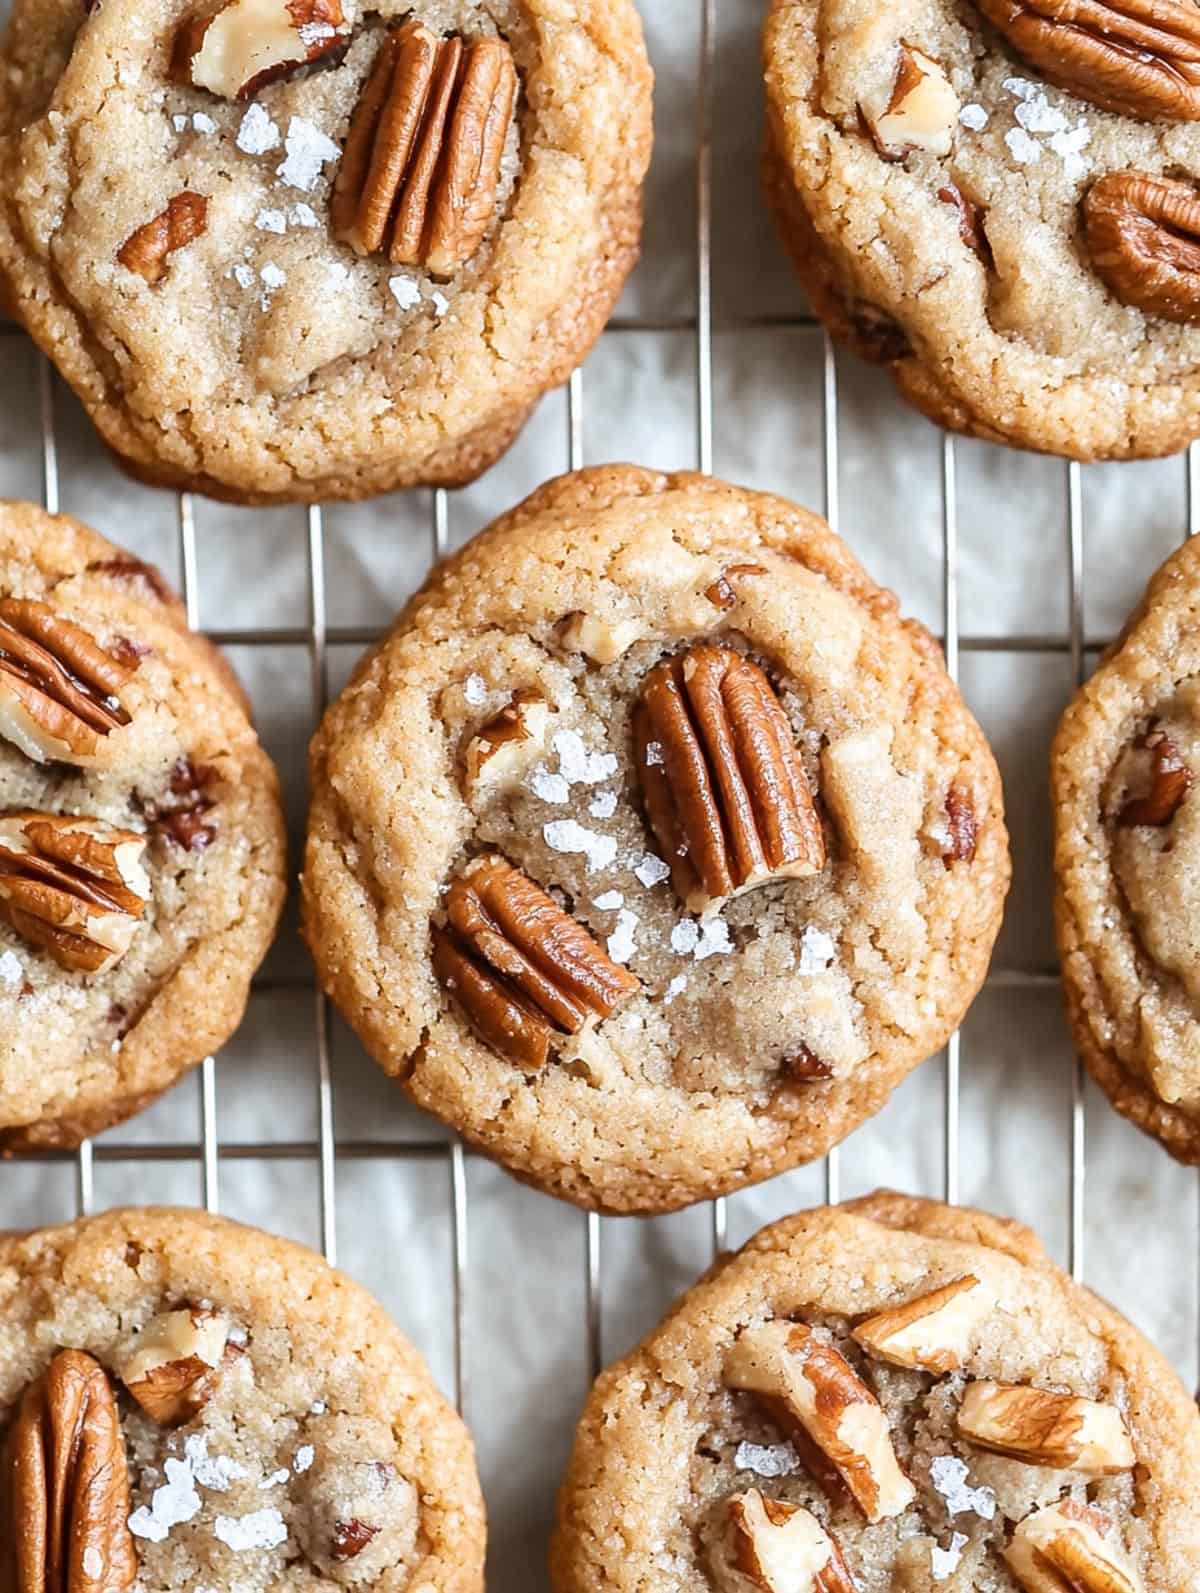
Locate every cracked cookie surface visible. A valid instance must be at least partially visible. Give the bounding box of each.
[0,499,286,1150]
[0,0,651,503]
[302,466,1009,1214]
[0,1206,485,1591]
[763,0,1200,461]
[551,1192,1200,1593]
[1054,535,1200,1163]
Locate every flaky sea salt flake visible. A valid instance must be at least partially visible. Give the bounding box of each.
[0,950,23,987]
[185,1433,245,1492]
[464,673,487,705]
[607,908,639,964]
[236,103,280,155]
[798,924,836,975]
[256,208,287,234]
[290,202,320,227]
[1014,93,1068,134]
[694,916,732,961]
[589,790,618,819]
[214,1508,289,1551]
[128,1457,202,1542]
[932,1532,969,1582]
[531,767,571,804]
[1005,127,1042,164]
[553,729,618,787]
[593,891,624,911]
[192,111,217,134]
[1003,76,1037,100]
[664,974,687,1005]
[958,103,989,131]
[543,820,618,872]
[277,116,340,192]
[670,920,700,955]
[259,1468,290,1489]
[82,1549,103,1579]
[389,275,421,309]
[173,114,189,132]
[733,1440,800,1478]
[633,852,670,888]
[294,1445,315,1473]
[431,290,449,317]
[930,1455,996,1519]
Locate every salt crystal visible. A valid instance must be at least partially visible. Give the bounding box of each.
[553,729,617,787]
[192,111,217,134]
[531,768,571,804]
[297,20,334,44]
[670,920,700,955]
[1015,93,1067,134]
[0,950,23,987]
[431,290,449,317]
[214,1508,288,1551]
[255,209,287,234]
[1003,76,1037,100]
[798,924,836,975]
[389,275,421,309]
[294,1445,315,1473]
[694,916,732,961]
[607,908,639,964]
[593,891,624,910]
[1050,124,1091,182]
[1004,128,1042,165]
[290,202,320,227]
[172,114,188,132]
[232,264,255,289]
[958,104,989,131]
[645,740,664,766]
[543,820,618,872]
[277,116,340,192]
[260,263,286,291]
[310,1400,327,1415]
[664,974,687,1005]
[932,1532,968,1582]
[733,1440,800,1478]
[82,1549,103,1578]
[464,673,487,705]
[589,790,617,819]
[633,853,670,888]
[128,1457,202,1541]
[185,1433,245,1492]
[236,103,280,155]
[259,1467,289,1489]
[929,1455,996,1520]
[326,262,350,290]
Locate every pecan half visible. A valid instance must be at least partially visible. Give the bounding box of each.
[0,1350,138,1593]
[174,0,347,99]
[117,193,208,285]
[332,21,517,275]
[868,43,960,159]
[938,183,994,268]
[0,599,134,765]
[957,1381,1136,1473]
[851,1275,997,1373]
[971,0,1200,121]
[1084,171,1200,322]
[433,854,639,1069]
[718,1491,857,1593]
[724,1322,915,1522]
[0,814,150,975]
[1118,726,1193,823]
[634,646,825,914]
[114,1307,233,1425]
[704,564,768,611]
[1005,1500,1144,1593]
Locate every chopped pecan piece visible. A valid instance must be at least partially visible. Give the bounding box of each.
[332,1518,380,1561]
[0,814,150,975]
[117,193,208,285]
[971,0,1200,120]
[0,599,134,765]
[173,0,347,99]
[332,21,517,275]
[139,757,219,852]
[464,690,552,796]
[943,785,979,864]
[1117,725,1193,824]
[704,564,768,611]
[1005,1499,1144,1593]
[724,1321,915,1522]
[868,43,959,159]
[782,1045,834,1082]
[433,854,639,1069]
[1085,172,1200,324]
[559,611,643,663]
[717,1491,857,1593]
[115,1307,233,1425]
[851,1275,996,1373]
[0,1349,138,1593]
[957,1382,1135,1473]
[634,646,825,914]
[938,183,993,268]
[88,555,174,606]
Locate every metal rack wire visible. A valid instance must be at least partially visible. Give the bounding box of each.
[7,3,1200,1577]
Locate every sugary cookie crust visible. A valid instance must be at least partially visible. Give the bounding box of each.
[0,1207,485,1591]
[302,466,1009,1214]
[550,1192,1200,1593]
[763,0,1200,461]
[0,0,651,503]
[0,501,287,1150]
[1053,536,1200,1163]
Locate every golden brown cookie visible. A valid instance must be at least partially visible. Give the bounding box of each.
[552,1192,1200,1593]
[1053,535,1200,1163]
[302,466,1009,1214]
[0,500,287,1150]
[0,1206,485,1590]
[0,0,652,503]
[763,0,1200,461]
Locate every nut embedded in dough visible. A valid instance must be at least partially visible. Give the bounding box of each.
[116,193,208,285]
[718,1490,857,1593]
[173,0,349,100]
[0,599,134,765]
[1085,172,1200,325]
[851,1273,996,1373]
[1005,1499,1144,1593]
[957,1381,1136,1473]
[114,1306,234,1425]
[867,43,958,159]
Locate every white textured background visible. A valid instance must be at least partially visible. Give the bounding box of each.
[1,3,1197,1589]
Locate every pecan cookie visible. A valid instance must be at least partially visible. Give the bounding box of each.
[551,1191,1200,1593]
[302,467,1009,1214]
[0,0,651,504]
[763,0,1200,461]
[0,500,286,1150]
[1052,536,1200,1163]
[0,1206,485,1590]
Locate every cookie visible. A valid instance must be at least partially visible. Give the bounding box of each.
[0,0,651,504]
[0,500,287,1151]
[1052,536,1200,1163]
[551,1191,1200,1593]
[0,1206,485,1591]
[763,0,1200,461]
[302,466,1010,1214]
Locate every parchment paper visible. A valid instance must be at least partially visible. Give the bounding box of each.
[1,4,1197,1589]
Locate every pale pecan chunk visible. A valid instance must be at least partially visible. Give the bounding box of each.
[0,813,150,974]
[957,1381,1136,1472]
[1117,725,1193,823]
[868,44,959,159]
[704,564,768,611]
[0,1349,138,1593]
[115,1307,233,1425]
[1005,1499,1144,1593]
[852,1274,996,1373]
[174,0,347,99]
[463,690,552,797]
[716,1491,857,1593]
[724,1321,915,1522]
[433,854,639,1069]
[0,599,135,765]
[1085,172,1200,323]
[117,193,208,285]
[332,21,517,275]
[634,646,825,914]
[971,0,1200,121]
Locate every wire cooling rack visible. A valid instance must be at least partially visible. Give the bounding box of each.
[4,2,1200,1586]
